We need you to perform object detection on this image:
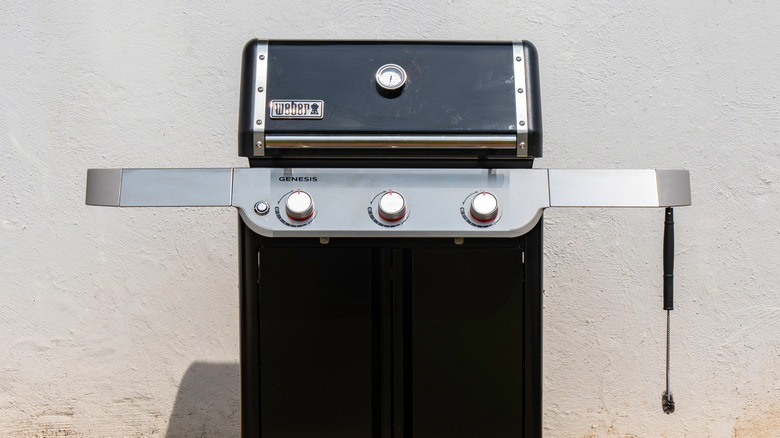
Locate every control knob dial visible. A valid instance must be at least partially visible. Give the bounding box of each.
[378,190,406,222]
[470,191,498,222]
[286,190,314,221]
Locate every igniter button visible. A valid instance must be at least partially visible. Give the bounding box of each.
[254,201,270,215]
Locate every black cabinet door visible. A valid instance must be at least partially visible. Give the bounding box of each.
[411,248,525,438]
[259,247,376,438]
[251,238,534,438]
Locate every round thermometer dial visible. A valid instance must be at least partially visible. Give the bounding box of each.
[376,64,407,92]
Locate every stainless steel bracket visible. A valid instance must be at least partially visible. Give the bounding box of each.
[252,41,269,156]
[513,42,529,157]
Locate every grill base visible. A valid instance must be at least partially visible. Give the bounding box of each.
[239,216,543,437]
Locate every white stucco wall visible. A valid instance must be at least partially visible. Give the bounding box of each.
[1,1,777,436]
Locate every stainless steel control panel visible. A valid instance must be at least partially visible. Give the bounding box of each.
[86,168,691,238]
[232,168,550,238]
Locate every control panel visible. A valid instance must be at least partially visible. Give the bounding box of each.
[231,168,550,238]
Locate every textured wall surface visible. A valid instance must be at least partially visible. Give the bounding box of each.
[1,1,778,437]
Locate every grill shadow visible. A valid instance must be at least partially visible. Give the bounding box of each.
[166,361,240,438]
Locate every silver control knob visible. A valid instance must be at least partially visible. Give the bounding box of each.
[470,191,498,222]
[378,190,406,222]
[286,190,314,221]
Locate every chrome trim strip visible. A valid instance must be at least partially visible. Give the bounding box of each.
[228,168,235,206]
[252,41,269,156]
[513,42,529,157]
[265,135,517,149]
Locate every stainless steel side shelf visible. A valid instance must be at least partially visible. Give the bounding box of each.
[86,168,690,238]
[86,168,234,207]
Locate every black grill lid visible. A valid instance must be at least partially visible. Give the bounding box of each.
[239,40,542,168]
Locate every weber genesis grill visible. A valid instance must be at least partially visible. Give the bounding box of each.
[86,40,691,437]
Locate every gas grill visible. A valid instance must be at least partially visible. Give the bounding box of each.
[86,40,691,437]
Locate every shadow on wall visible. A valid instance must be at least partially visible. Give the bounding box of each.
[166,361,240,438]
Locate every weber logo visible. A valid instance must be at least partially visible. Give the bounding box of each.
[278,176,318,182]
[269,100,324,119]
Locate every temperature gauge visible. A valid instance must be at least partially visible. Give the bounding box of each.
[375,64,407,97]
